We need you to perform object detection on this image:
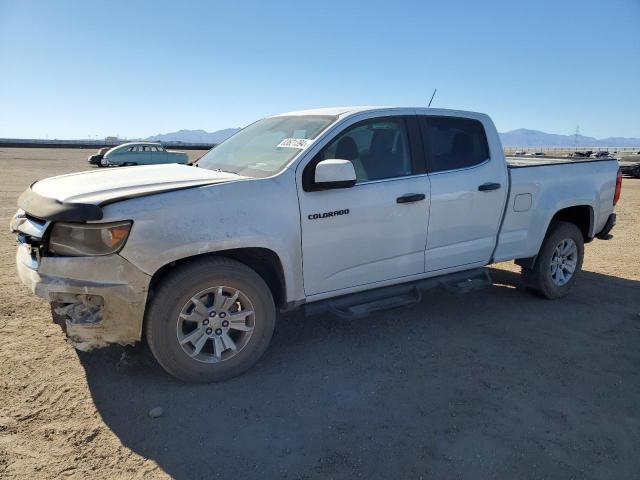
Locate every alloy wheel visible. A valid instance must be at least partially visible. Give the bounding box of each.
[176,286,255,363]
[549,238,578,286]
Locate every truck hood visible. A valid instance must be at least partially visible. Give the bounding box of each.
[31,164,244,205]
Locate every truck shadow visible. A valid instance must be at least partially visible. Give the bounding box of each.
[77,268,640,479]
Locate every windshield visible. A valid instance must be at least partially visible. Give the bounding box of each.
[196,115,336,177]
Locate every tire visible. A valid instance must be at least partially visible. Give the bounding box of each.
[521,221,584,299]
[100,158,109,167]
[145,257,276,382]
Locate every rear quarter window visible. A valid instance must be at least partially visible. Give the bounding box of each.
[420,116,489,173]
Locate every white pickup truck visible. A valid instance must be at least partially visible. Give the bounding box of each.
[11,107,621,382]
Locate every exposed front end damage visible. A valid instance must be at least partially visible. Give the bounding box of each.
[16,242,151,350]
[53,293,104,327]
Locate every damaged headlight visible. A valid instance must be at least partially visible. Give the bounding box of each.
[49,221,132,256]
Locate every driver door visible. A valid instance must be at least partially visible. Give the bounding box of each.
[297,115,430,297]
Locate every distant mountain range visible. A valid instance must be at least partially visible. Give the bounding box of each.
[145,127,640,148]
[146,128,240,144]
[499,129,640,148]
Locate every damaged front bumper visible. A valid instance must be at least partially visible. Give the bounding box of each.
[16,240,151,351]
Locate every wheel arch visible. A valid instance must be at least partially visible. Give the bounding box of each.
[147,248,288,311]
[516,204,593,270]
[548,204,594,241]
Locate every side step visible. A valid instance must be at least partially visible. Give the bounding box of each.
[304,268,491,319]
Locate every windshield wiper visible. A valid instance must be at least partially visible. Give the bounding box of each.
[213,167,239,175]
[191,161,239,174]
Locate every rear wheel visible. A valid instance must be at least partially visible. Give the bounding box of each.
[521,221,584,299]
[145,257,276,382]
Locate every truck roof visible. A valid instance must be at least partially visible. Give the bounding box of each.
[271,106,487,119]
[272,106,390,117]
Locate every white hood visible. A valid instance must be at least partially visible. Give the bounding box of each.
[32,164,244,205]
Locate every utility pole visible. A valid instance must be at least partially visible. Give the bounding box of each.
[574,125,580,151]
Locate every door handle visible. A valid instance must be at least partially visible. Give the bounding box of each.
[478,182,501,192]
[396,193,426,204]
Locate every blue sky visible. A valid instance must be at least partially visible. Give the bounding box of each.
[1,0,638,139]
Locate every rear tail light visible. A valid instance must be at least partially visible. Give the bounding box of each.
[613,168,622,206]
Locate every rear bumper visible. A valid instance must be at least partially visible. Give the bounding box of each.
[16,243,151,350]
[596,213,616,240]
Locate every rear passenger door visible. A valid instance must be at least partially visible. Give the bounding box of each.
[150,146,169,163]
[140,146,155,164]
[420,115,508,271]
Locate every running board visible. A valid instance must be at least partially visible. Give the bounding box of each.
[304,268,491,319]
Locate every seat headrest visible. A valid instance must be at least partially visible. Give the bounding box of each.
[335,136,359,161]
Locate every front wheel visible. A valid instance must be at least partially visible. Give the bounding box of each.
[521,221,584,299]
[145,257,276,382]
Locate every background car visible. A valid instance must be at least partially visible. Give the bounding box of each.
[87,147,110,165]
[100,142,188,167]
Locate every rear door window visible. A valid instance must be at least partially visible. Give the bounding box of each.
[419,116,489,173]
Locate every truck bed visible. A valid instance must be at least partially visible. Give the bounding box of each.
[493,156,619,264]
[506,156,618,168]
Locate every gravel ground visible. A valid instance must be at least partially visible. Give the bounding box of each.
[0,147,639,479]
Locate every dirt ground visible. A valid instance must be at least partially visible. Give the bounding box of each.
[0,147,638,479]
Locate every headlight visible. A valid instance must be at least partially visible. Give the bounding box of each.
[49,221,132,256]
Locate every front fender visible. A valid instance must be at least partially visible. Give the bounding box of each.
[102,172,305,303]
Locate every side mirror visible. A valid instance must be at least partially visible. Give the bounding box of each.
[314,159,356,189]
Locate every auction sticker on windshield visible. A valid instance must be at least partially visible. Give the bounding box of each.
[277,138,313,149]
